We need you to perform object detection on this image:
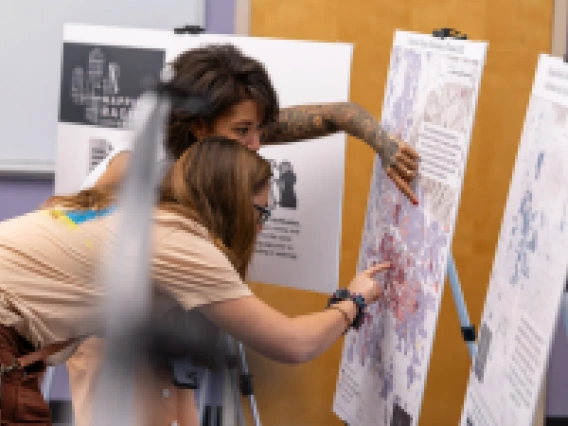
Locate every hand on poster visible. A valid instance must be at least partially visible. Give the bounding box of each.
[376,131,420,205]
[348,262,392,303]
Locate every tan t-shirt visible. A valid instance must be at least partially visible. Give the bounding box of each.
[0,207,251,364]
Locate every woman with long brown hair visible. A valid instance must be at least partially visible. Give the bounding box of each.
[0,136,389,425]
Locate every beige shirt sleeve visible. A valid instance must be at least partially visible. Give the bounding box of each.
[152,228,252,311]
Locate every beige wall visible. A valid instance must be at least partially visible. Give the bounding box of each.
[245,1,554,424]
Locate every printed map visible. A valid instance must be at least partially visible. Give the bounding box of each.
[460,55,568,426]
[334,31,487,426]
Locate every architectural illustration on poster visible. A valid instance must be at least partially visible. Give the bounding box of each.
[333,31,487,426]
[460,54,568,426]
[55,41,166,194]
[70,48,121,125]
[60,43,166,128]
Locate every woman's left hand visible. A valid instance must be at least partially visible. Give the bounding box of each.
[378,134,420,205]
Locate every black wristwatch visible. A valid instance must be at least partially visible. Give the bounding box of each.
[327,289,367,330]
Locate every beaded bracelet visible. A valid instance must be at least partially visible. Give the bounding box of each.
[327,289,367,330]
[327,304,351,332]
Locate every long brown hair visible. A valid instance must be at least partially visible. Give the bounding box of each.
[43,187,114,211]
[166,44,279,159]
[44,136,272,278]
[159,136,271,277]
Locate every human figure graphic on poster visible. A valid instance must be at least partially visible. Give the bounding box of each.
[277,160,297,209]
[266,159,298,210]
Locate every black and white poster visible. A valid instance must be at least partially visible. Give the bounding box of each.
[59,43,165,128]
[55,42,165,194]
[248,135,347,294]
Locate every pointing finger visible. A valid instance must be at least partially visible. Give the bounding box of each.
[386,168,419,205]
[365,262,392,276]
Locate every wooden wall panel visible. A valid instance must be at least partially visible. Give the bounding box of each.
[248,0,553,424]
[250,0,338,41]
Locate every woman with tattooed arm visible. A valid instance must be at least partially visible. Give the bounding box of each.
[87,48,419,203]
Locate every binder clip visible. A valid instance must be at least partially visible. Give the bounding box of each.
[432,28,468,40]
[174,25,205,35]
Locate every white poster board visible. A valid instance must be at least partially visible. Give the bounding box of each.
[55,24,352,294]
[333,30,487,426]
[247,137,346,293]
[460,54,568,426]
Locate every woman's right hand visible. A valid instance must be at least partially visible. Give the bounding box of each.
[199,260,391,365]
[348,262,391,304]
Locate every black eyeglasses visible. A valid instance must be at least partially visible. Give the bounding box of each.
[253,204,271,224]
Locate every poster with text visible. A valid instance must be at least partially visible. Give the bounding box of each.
[247,136,345,294]
[333,30,487,426]
[460,54,568,426]
[55,24,353,294]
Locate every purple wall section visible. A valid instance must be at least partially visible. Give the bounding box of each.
[205,0,235,34]
[0,0,236,403]
[0,177,54,220]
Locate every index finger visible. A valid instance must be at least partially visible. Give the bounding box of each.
[386,168,419,205]
[365,262,392,276]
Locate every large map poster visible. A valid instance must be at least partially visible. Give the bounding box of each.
[460,55,568,426]
[333,31,487,426]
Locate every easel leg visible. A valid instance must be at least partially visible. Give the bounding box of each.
[447,254,477,360]
[237,341,261,426]
[221,355,236,425]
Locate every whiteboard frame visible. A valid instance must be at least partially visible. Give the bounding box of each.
[0,1,206,177]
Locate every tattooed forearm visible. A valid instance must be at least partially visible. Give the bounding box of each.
[261,102,390,152]
[261,104,338,144]
[261,102,419,203]
[261,102,403,170]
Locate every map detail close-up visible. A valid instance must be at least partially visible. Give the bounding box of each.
[333,31,487,426]
[460,54,568,426]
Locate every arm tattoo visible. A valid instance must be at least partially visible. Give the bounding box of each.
[261,102,397,166]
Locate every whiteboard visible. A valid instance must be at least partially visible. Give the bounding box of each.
[0,0,205,175]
